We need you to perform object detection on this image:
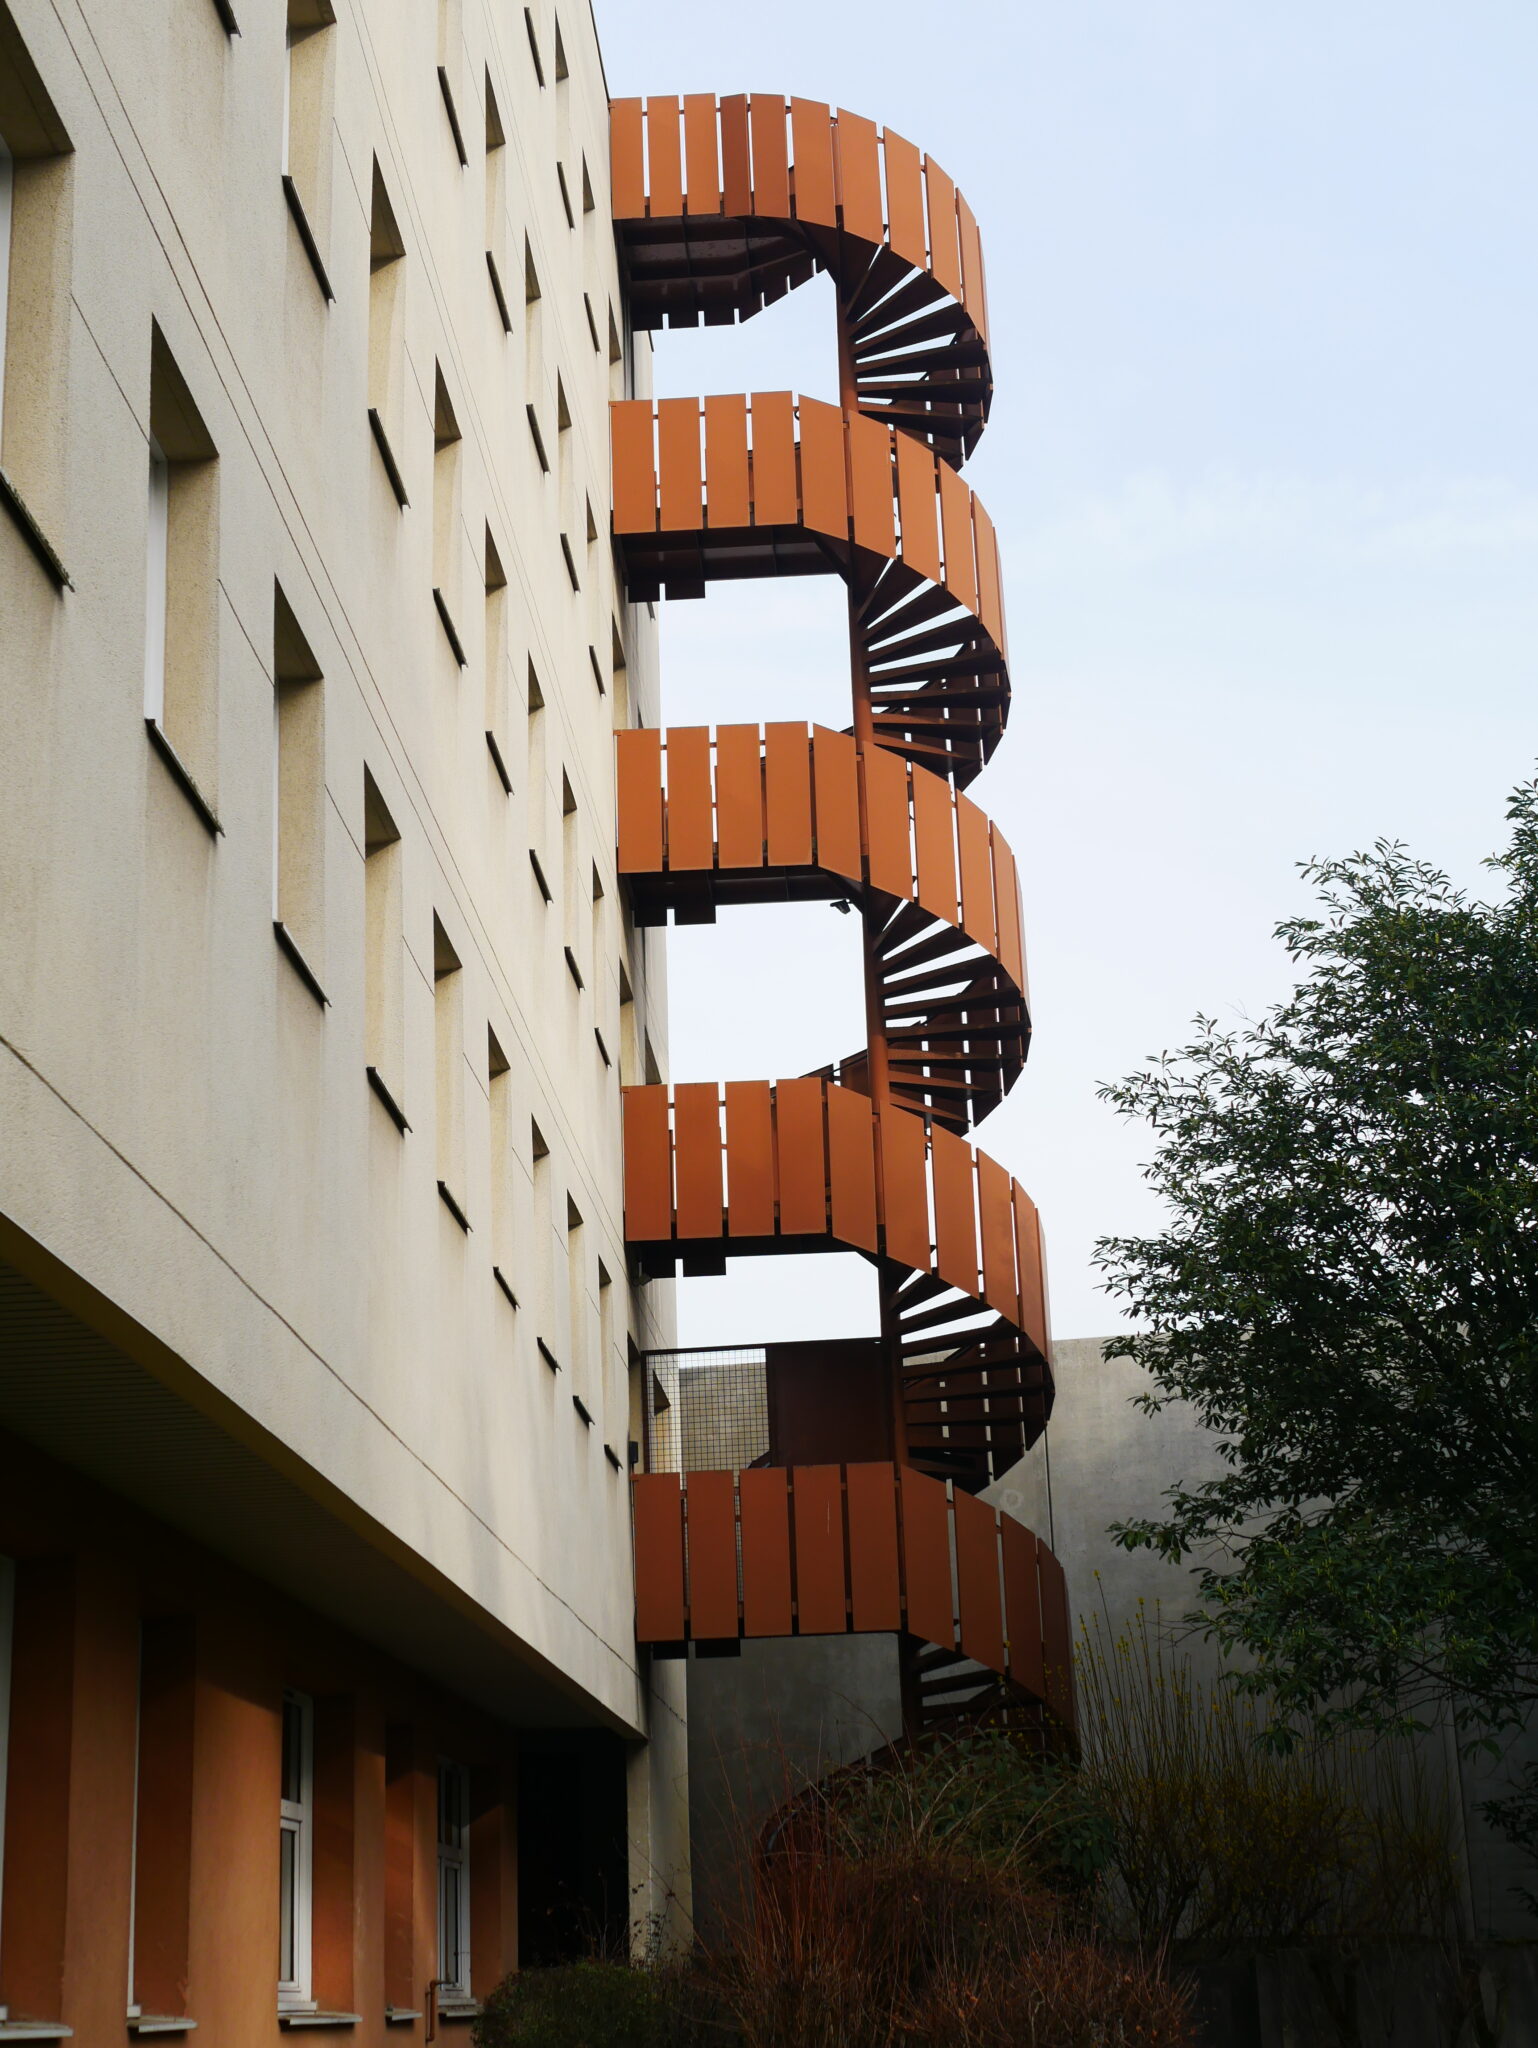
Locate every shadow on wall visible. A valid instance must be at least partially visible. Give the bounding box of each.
[685,1635,904,1947]
[986,1336,1538,1948]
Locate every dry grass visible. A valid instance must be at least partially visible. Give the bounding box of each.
[1074,1599,1463,1951]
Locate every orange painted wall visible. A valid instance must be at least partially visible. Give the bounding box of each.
[0,1430,528,2044]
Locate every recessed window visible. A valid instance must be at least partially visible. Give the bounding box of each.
[432,365,466,663]
[364,770,407,1128]
[144,326,221,831]
[282,0,337,300]
[278,1689,315,2013]
[434,916,468,1226]
[437,1761,472,1999]
[273,586,326,997]
[367,162,408,504]
[0,22,73,586]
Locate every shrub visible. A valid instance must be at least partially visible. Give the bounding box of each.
[473,1959,676,2048]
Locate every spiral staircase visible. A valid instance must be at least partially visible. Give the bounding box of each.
[612,94,1074,1745]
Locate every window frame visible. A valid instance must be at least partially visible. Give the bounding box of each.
[0,1555,13,1928]
[278,1687,316,2012]
[436,1758,472,1998]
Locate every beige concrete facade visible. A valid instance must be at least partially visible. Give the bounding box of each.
[0,0,687,2017]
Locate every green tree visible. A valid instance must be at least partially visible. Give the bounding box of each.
[1093,779,1538,1881]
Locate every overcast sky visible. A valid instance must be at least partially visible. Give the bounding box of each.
[595,1,1538,1345]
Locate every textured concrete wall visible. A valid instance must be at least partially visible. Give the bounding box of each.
[0,0,682,1897]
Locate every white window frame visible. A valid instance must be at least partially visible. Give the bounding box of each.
[0,133,13,457]
[0,1556,14,1944]
[436,1760,472,1999]
[278,1688,315,2013]
[143,436,169,724]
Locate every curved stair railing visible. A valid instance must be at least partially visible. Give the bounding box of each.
[613,93,1074,1743]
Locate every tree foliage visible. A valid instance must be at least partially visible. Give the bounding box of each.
[1094,781,1538,1793]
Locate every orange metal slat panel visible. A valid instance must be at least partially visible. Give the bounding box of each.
[610,99,645,219]
[955,792,997,955]
[673,1082,724,1240]
[1014,1182,1049,1356]
[895,429,941,585]
[739,1467,793,1636]
[789,98,836,228]
[956,189,985,330]
[973,498,1007,655]
[878,1103,930,1273]
[827,1084,878,1254]
[911,764,959,926]
[1002,1516,1045,1700]
[798,397,848,541]
[899,1467,954,1651]
[748,93,790,217]
[791,1466,848,1635]
[990,828,1025,997]
[615,728,663,875]
[930,1124,978,1296]
[846,411,897,559]
[764,721,813,868]
[724,1080,775,1240]
[882,128,927,272]
[685,1470,739,1640]
[977,1153,1018,1328]
[645,96,683,217]
[720,95,751,215]
[954,1490,1005,1675]
[846,1463,902,1632]
[622,1086,672,1242]
[834,108,883,245]
[665,726,713,872]
[715,723,765,871]
[657,397,702,533]
[1038,1542,1075,1730]
[632,1474,685,1641]
[704,394,750,530]
[749,392,798,527]
[861,744,914,902]
[938,460,977,614]
[610,402,658,536]
[811,725,861,885]
[682,92,720,215]
[924,157,962,300]
[774,1077,828,1239]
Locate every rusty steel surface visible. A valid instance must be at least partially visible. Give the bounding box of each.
[615,84,1074,1742]
[634,1462,1070,1731]
[611,96,991,463]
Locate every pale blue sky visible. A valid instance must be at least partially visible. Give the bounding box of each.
[595,1,1538,1341]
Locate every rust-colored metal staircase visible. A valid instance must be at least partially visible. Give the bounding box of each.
[612,93,1073,1743]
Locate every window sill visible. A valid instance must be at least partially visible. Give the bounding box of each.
[433,588,467,667]
[485,729,513,794]
[278,2014,361,2031]
[366,1066,410,1133]
[437,1180,471,1233]
[383,2012,420,2027]
[127,2019,197,2036]
[436,2001,481,2023]
[281,176,335,302]
[0,466,71,590]
[0,2027,73,2042]
[145,718,222,837]
[367,409,409,508]
[273,921,328,1005]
